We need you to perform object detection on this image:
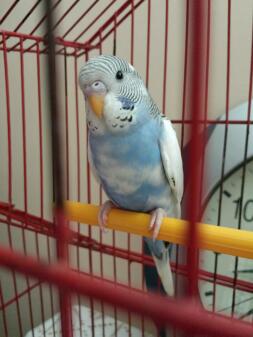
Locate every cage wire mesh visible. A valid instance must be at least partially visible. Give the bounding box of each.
[1,0,253,337]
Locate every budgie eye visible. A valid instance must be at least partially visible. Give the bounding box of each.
[116,70,124,80]
[91,81,105,91]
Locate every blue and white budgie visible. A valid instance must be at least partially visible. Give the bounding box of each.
[79,55,183,296]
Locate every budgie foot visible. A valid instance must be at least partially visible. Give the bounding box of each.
[98,200,117,233]
[149,208,167,240]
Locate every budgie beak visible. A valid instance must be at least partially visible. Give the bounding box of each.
[84,80,106,119]
[87,95,104,119]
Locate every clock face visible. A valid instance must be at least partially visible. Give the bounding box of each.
[200,157,253,320]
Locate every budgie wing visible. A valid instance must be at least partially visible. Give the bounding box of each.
[159,118,184,206]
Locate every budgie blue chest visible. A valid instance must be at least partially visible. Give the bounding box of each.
[89,120,172,213]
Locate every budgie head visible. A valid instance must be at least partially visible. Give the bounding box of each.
[79,55,151,135]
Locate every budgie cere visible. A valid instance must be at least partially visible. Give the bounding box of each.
[79,55,184,296]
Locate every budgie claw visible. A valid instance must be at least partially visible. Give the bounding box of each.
[98,200,117,233]
[149,208,167,241]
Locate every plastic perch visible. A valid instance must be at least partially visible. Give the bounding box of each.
[64,201,253,259]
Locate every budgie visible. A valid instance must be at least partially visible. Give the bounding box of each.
[79,55,183,296]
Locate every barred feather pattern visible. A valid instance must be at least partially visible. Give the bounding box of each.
[79,55,163,120]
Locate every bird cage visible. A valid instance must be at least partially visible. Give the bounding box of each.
[1,1,253,337]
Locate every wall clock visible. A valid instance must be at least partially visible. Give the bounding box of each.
[200,101,253,319]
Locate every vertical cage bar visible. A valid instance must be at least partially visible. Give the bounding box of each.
[112,18,119,336]
[145,0,151,88]
[128,2,135,335]
[85,51,92,205]
[130,0,135,64]
[231,11,253,318]
[85,50,96,337]
[74,49,84,337]
[0,281,9,337]
[212,0,231,312]
[186,0,206,298]
[225,0,232,124]
[97,30,106,337]
[162,0,169,115]
[180,0,189,150]
[36,41,44,223]
[20,37,28,213]
[44,1,72,336]
[34,235,46,335]
[20,37,36,336]
[144,0,151,307]
[142,0,148,318]
[175,0,190,301]
[2,32,23,337]
[64,47,70,200]
[200,0,211,207]
[2,33,12,206]
[46,236,57,336]
[35,44,46,324]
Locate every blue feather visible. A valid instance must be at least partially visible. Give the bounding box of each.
[89,118,173,213]
[117,96,135,111]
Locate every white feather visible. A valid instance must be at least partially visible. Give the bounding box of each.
[88,139,101,184]
[152,251,174,296]
[159,119,184,215]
